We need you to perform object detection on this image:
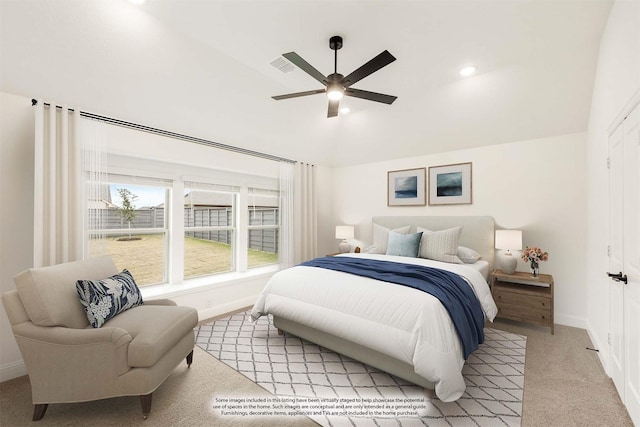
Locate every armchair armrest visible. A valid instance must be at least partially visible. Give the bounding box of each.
[10,321,133,403]
[12,321,131,347]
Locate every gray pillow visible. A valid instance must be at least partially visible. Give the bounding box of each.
[458,246,481,263]
[386,231,423,257]
[417,226,463,263]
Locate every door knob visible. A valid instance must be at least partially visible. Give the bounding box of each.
[607,271,628,284]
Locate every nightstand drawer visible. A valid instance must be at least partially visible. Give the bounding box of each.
[493,288,551,310]
[495,304,552,326]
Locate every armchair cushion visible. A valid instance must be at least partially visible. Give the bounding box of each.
[103,304,198,367]
[14,255,119,328]
[76,269,144,328]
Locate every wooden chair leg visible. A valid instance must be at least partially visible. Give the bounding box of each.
[139,394,152,419]
[186,349,194,367]
[32,403,48,421]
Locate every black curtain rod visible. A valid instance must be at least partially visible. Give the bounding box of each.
[31,99,297,164]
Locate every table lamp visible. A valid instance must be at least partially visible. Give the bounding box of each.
[335,225,354,253]
[495,230,522,274]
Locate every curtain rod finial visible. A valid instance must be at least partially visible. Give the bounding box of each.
[31,99,38,106]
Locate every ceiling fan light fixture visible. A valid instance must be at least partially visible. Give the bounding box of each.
[327,85,344,101]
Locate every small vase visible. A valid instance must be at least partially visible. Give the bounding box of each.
[530,261,539,278]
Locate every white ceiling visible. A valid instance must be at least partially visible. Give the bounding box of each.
[0,0,612,166]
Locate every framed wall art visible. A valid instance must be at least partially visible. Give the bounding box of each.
[387,167,426,206]
[428,162,472,205]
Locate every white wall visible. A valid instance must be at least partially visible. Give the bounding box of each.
[327,133,588,327]
[0,92,34,380]
[585,0,640,369]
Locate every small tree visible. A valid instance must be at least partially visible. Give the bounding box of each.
[117,188,138,237]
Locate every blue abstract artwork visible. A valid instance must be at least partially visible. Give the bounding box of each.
[394,176,418,199]
[436,172,463,197]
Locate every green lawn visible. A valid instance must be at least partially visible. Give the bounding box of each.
[89,234,278,286]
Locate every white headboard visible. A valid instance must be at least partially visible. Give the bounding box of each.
[372,216,495,269]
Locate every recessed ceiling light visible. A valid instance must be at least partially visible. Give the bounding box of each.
[459,66,476,77]
[339,107,350,115]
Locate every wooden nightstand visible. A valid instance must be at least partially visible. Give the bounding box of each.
[490,270,554,334]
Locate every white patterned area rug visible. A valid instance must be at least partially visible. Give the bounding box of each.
[196,311,526,427]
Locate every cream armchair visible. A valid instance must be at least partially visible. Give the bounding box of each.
[1,255,198,421]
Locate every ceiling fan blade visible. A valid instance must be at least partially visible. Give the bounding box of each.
[345,88,397,104]
[272,88,326,100]
[342,50,396,88]
[327,99,340,118]
[283,52,328,86]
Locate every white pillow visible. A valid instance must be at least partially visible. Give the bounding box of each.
[417,226,463,263]
[457,246,481,264]
[368,224,411,254]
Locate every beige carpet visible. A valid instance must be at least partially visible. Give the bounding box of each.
[0,317,633,427]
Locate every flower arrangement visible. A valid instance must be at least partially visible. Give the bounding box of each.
[521,246,549,277]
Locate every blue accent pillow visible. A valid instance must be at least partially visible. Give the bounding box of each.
[385,231,423,257]
[76,269,144,328]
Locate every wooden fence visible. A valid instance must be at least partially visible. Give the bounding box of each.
[91,207,278,253]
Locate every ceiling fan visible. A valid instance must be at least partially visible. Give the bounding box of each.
[272,36,397,118]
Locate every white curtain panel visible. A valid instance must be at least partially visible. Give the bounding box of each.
[293,162,317,263]
[33,102,106,267]
[279,162,294,268]
[81,118,108,259]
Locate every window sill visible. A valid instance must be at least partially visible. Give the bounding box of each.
[140,264,281,300]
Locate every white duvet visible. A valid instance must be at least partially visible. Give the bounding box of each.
[251,253,498,402]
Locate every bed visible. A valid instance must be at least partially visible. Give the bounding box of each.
[251,216,498,402]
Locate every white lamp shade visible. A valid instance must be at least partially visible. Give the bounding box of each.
[335,225,354,240]
[495,230,522,250]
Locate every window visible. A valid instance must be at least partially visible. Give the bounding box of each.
[88,178,170,286]
[247,189,279,269]
[85,161,280,288]
[183,184,238,279]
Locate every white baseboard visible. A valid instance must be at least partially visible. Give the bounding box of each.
[0,359,26,383]
[554,313,588,330]
[197,295,258,322]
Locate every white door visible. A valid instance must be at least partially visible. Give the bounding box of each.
[622,103,640,424]
[609,120,625,396]
[608,102,640,425]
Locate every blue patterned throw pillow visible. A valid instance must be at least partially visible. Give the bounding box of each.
[76,269,144,328]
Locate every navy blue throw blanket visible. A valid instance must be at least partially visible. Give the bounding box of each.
[299,256,485,359]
